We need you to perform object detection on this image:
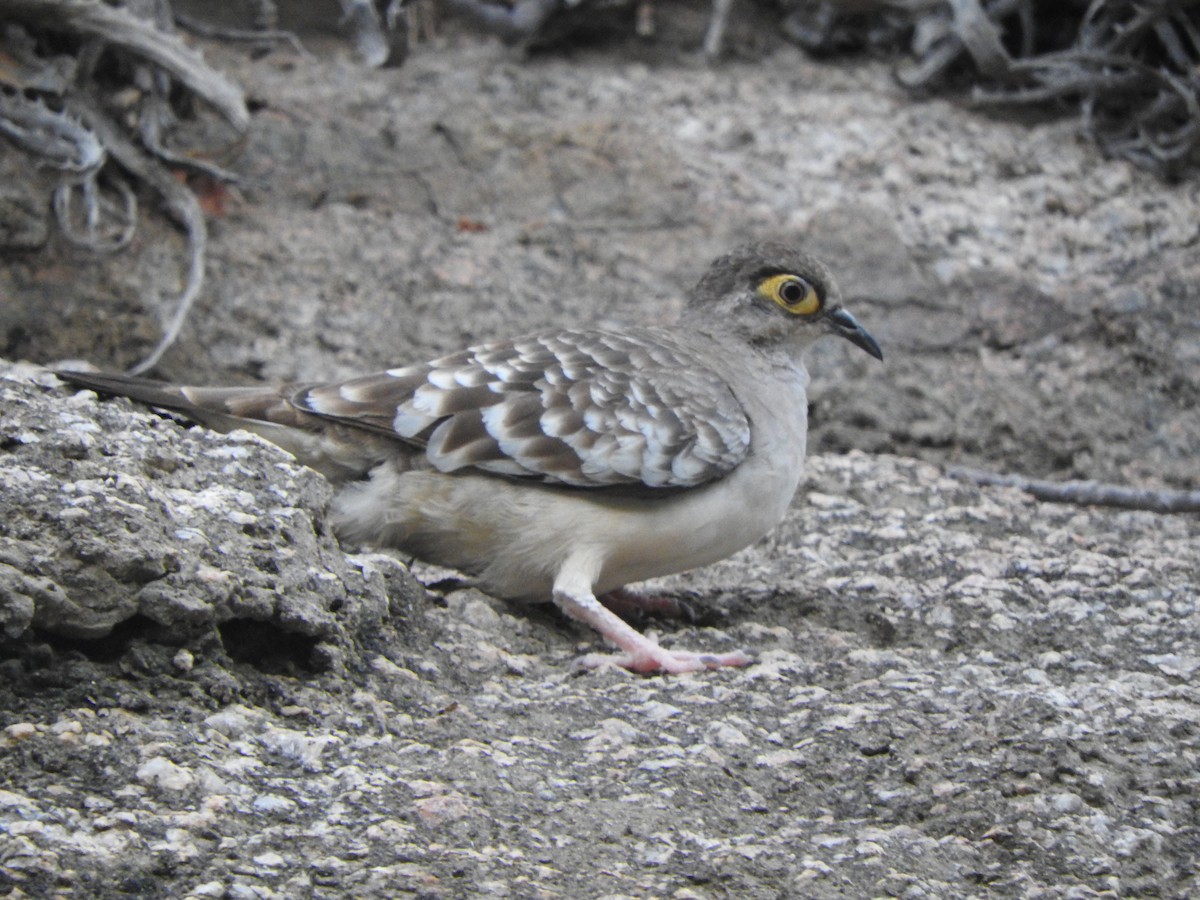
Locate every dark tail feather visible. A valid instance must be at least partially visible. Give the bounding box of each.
[54,369,375,480]
[54,369,294,433]
[55,370,198,413]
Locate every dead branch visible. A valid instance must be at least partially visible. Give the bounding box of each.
[66,93,208,376]
[794,0,1200,177]
[0,92,104,174]
[173,12,310,59]
[949,468,1200,514]
[0,0,249,372]
[52,172,137,252]
[1,0,249,131]
[338,0,408,67]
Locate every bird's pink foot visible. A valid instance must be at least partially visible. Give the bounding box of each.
[555,579,749,676]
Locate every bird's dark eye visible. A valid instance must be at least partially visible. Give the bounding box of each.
[756,274,821,316]
[780,281,805,303]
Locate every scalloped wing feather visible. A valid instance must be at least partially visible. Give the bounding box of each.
[296,329,750,489]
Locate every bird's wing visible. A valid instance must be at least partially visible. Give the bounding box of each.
[296,328,752,489]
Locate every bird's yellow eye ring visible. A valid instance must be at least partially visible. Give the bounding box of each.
[758,274,822,316]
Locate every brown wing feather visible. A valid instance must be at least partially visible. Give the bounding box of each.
[296,328,751,489]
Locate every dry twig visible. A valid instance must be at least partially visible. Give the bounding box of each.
[949,468,1200,514]
[0,0,248,373]
[2,0,248,130]
[791,0,1200,176]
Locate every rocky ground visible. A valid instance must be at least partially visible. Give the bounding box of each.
[1,7,1199,898]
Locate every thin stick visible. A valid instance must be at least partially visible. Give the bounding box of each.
[948,468,1200,514]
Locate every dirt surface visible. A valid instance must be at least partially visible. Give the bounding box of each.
[6,15,1199,488]
[2,11,1199,899]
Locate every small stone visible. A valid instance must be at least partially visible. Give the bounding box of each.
[640,701,682,722]
[706,720,751,748]
[4,723,38,742]
[136,757,194,791]
[414,792,471,825]
[1050,792,1084,814]
[187,882,226,898]
[252,794,297,814]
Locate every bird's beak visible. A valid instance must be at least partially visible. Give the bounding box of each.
[828,308,883,361]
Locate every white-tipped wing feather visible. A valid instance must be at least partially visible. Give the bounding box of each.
[296,328,751,489]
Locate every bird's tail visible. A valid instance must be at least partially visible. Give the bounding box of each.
[53,368,380,479]
[55,369,298,432]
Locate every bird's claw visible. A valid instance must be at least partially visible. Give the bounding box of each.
[579,646,752,675]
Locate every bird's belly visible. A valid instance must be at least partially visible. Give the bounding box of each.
[332,445,806,602]
[589,454,804,594]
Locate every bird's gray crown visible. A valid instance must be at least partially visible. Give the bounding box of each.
[689,241,842,312]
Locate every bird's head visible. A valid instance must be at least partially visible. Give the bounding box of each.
[683,241,883,361]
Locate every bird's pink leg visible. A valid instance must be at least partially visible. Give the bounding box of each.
[554,571,748,674]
